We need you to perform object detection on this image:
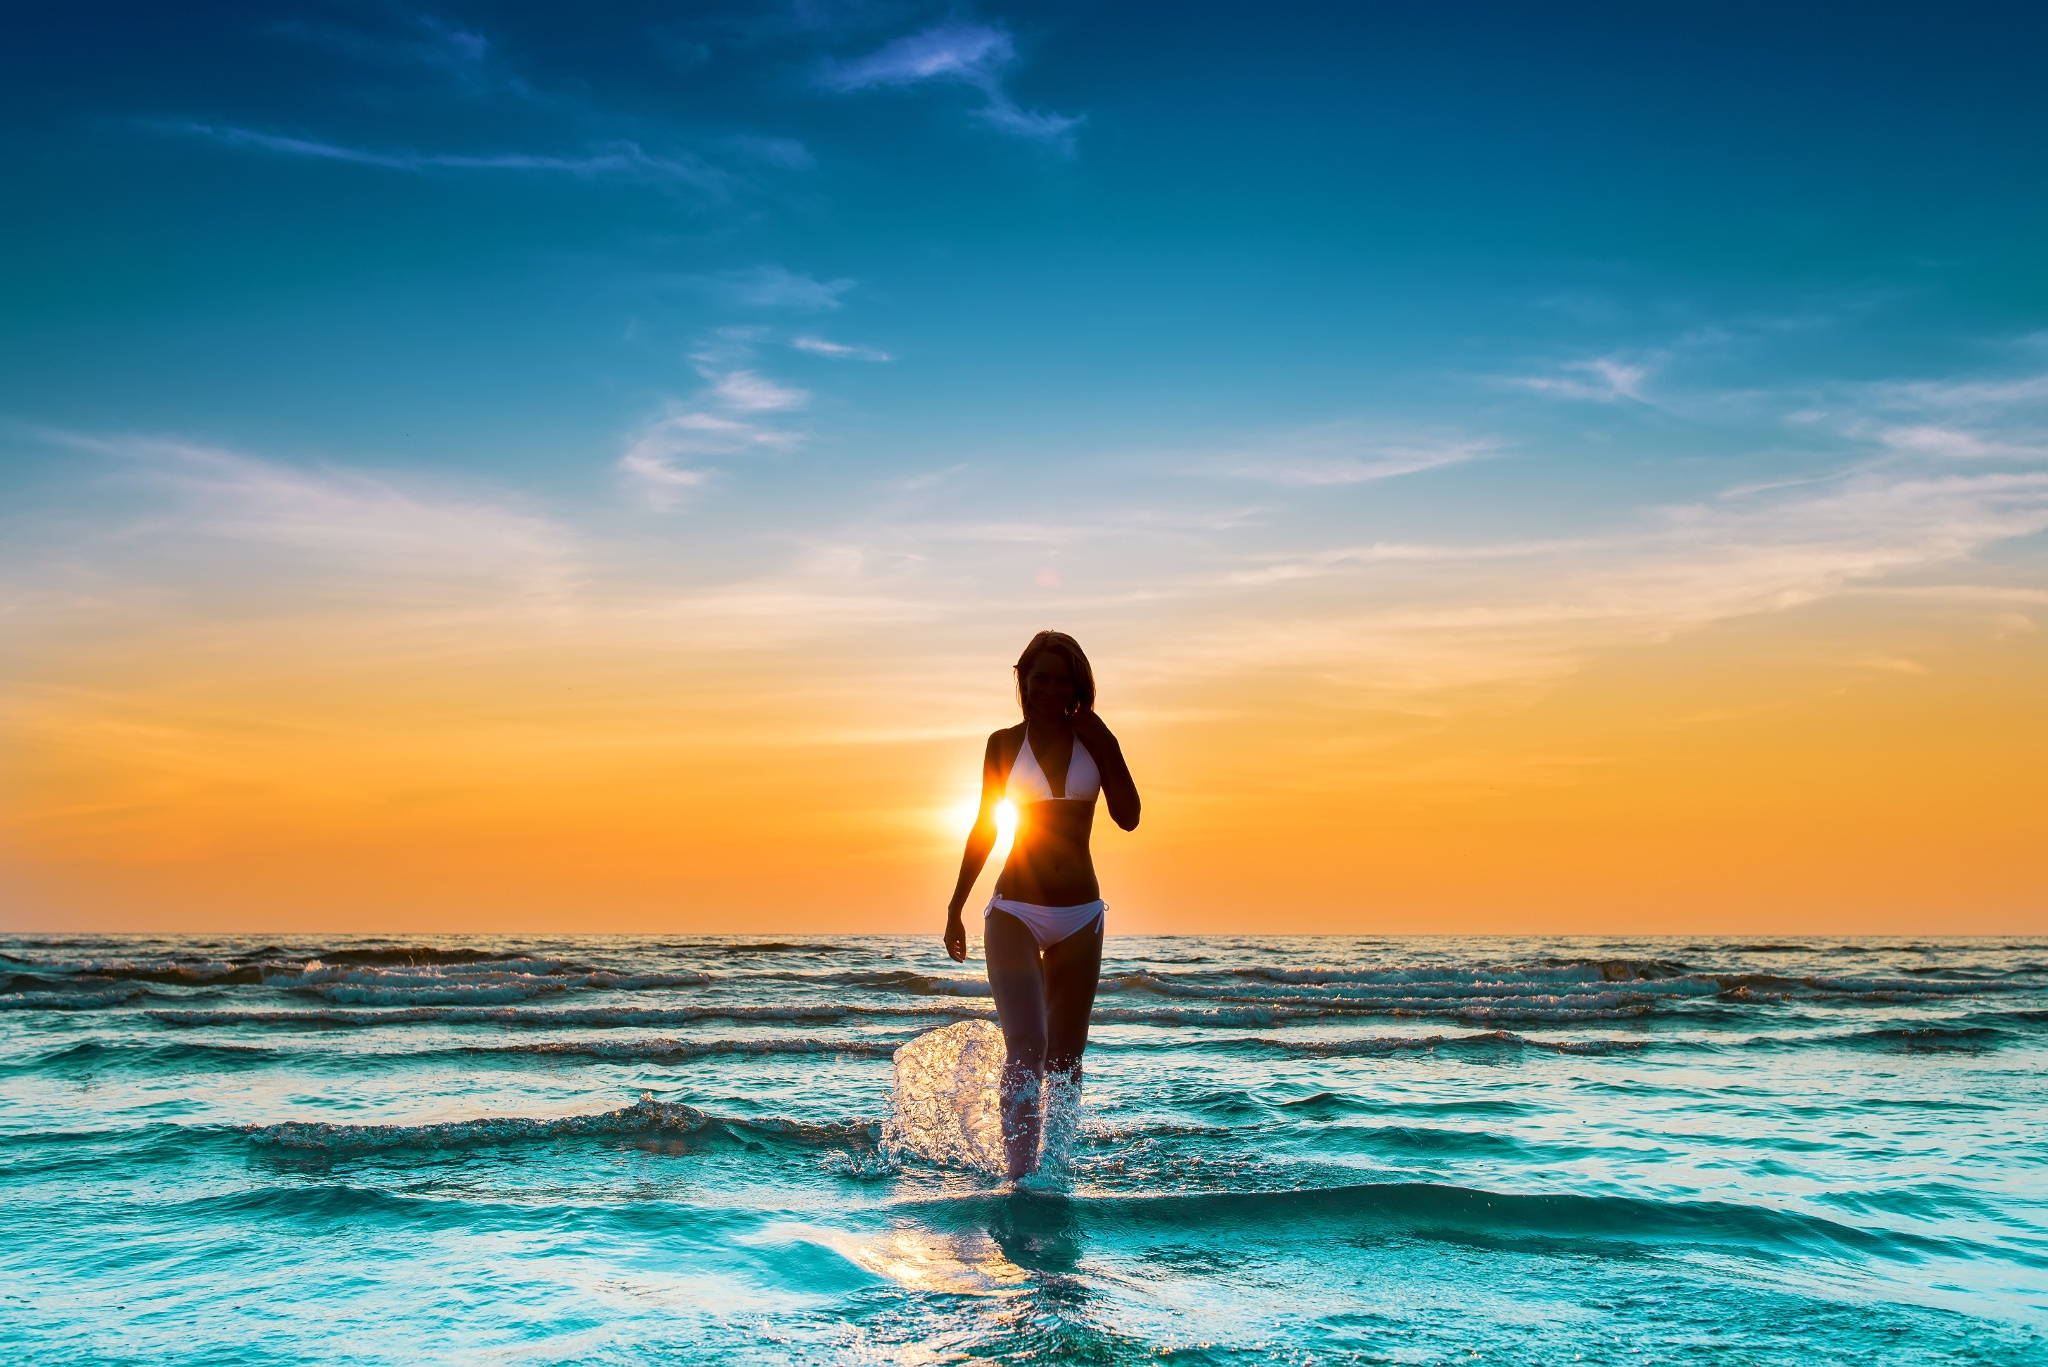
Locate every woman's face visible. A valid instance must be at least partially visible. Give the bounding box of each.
[1022,651,1077,721]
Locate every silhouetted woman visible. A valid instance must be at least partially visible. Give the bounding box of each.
[944,631,1141,1179]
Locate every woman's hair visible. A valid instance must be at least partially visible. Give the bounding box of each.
[1014,630,1097,713]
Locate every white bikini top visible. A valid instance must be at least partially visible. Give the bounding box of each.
[1005,726,1101,804]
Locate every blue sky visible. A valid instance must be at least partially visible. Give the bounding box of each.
[4,4,2048,934]
[7,0,2047,613]
[8,2,2044,503]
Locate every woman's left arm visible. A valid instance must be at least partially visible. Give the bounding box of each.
[1073,709,1141,831]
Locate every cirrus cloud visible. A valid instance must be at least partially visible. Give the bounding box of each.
[818,21,1082,150]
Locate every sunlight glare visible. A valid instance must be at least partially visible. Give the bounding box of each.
[946,796,980,838]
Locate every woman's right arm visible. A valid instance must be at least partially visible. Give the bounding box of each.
[943,732,1008,962]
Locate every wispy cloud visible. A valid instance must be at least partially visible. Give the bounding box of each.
[1879,424,2044,461]
[166,122,732,195]
[31,430,578,611]
[819,21,1082,150]
[695,265,855,311]
[793,335,892,362]
[1830,366,2048,463]
[619,366,809,508]
[1509,355,1656,403]
[1224,538,1587,586]
[1870,372,2048,412]
[1155,456,2048,695]
[274,13,531,102]
[12,347,2048,774]
[0,429,961,723]
[1222,437,1496,486]
[708,370,808,412]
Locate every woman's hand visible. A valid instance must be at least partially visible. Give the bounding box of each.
[1074,706,1141,830]
[1071,706,1115,750]
[944,908,968,963]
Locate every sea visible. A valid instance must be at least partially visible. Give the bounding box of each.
[3,933,2044,1365]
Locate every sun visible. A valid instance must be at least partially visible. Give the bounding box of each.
[943,797,1019,852]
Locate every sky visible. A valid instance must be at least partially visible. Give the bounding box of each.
[3,1,2046,936]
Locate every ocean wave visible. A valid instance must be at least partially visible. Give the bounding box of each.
[1802,975,2018,996]
[490,1036,903,1061]
[0,984,150,1011]
[2,961,264,987]
[292,946,563,968]
[265,959,717,1005]
[285,957,570,985]
[899,1181,1972,1264]
[141,995,1669,1034]
[716,942,852,955]
[1100,963,2020,1013]
[1232,961,1686,988]
[1250,1030,1648,1057]
[1101,972,1686,1015]
[1101,1000,1661,1026]
[1836,1025,2009,1053]
[760,969,993,997]
[6,1039,282,1072]
[148,1001,994,1029]
[244,1095,878,1154]
[5,1034,902,1076]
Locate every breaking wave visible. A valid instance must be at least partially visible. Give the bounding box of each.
[245,1095,877,1154]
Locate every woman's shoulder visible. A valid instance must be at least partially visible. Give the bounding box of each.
[984,723,1025,762]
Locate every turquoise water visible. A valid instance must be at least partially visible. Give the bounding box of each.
[3,934,2044,1364]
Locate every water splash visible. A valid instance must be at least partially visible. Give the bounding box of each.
[880,1020,1087,1183]
[1032,1071,1084,1186]
[882,1020,1009,1175]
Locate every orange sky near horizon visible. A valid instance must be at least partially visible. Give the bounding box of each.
[8,0,2048,947]
[5,566,2043,938]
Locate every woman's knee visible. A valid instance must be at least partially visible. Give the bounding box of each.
[1001,1021,1048,1076]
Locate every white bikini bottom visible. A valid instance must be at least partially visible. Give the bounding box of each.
[986,896,1106,949]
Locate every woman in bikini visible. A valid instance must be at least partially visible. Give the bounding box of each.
[944,631,1142,1179]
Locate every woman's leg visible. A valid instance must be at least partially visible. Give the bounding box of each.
[983,910,1048,1178]
[1042,915,1104,1081]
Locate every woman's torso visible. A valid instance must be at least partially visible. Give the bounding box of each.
[994,722,1101,907]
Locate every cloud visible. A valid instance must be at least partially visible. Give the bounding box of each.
[274,13,530,101]
[1509,356,1655,403]
[618,366,808,508]
[1223,438,1496,486]
[1160,460,2048,696]
[792,335,891,362]
[0,428,960,696]
[166,122,731,195]
[818,21,1082,149]
[709,370,808,412]
[29,430,578,612]
[1879,425,2043,461]
[1841,367,2048,464]
[823,22,1014,89]
[1224,538,1587,587]
[697,265,855,311]
[1872,373,2048,412]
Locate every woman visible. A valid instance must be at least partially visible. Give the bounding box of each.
[944,631,1142,1179]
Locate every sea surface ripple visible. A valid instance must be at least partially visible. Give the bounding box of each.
[3,933,2044,1364]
